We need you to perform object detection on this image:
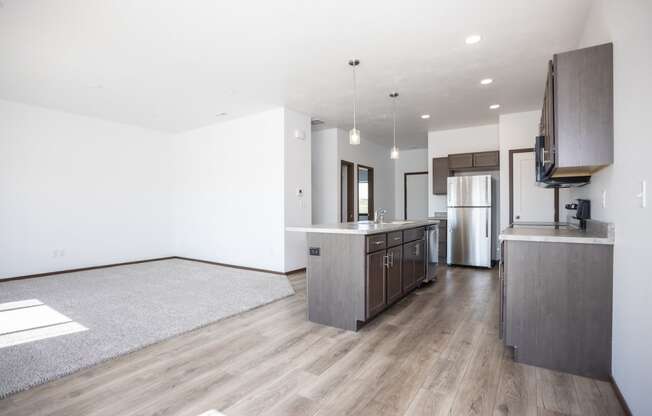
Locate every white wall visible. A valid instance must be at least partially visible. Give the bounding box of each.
[311,129,338,224]
[428,124,500,214]
[0,101,311,278]
[172,108,312,273]
[283,109,312,272]
[337,129,396,221]
[569,1,652,413]
[0,100,174,279]
[394,148,428,220]
[171,109,285,272]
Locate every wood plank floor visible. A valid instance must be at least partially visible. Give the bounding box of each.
[0,266,625,416]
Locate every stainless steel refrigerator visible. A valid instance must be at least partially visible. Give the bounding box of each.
[447,175,492,268]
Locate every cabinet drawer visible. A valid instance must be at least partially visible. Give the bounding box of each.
[366,234,387,252]
[473,151,499,168]
[388,231,403,247]
[403,227,424,243]
[448,153,474,169]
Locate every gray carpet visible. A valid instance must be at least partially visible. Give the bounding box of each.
[0,258,295,398]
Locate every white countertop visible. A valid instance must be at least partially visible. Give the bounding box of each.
[287,219,439,235]
[499,222,614,245]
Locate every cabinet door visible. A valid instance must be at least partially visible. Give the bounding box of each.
[366,250,387,318]
[402,241,417,292]
[448,153,474,170]
[499,241,506,340]
[386,246,403,304]
[543,60,555,168]
[473,151,499,168]
[413,240,426,285]
[432,157,449,195]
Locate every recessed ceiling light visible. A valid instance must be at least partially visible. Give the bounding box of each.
[421,114,430,119]
[465,34,482,45]
[489,104,500,109]
[480,78,493,85]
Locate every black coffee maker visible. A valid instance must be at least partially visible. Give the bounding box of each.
[565,199,591,229]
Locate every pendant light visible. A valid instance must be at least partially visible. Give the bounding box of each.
[348,59,361,145]
[389,92,400,159]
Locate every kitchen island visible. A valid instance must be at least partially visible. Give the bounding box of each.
[287,219,438,331]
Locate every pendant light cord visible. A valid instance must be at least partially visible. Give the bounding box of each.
[392,95,396,147]
[352,65,357,130]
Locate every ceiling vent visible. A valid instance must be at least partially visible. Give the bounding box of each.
[310,119,325,126]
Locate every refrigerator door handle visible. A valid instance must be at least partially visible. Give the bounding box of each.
[485,176,489,203]
[485,210,489,238]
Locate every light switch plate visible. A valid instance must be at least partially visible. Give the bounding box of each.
[601,190,607,208]
[637,180,646,208]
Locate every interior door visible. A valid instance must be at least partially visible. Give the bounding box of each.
[405,173,428,220]
[512,151,555,223]
[340,161,354,222]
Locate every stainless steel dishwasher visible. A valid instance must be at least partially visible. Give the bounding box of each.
[424,224,439,283]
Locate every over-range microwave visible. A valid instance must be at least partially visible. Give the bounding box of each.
[535,136,590,188]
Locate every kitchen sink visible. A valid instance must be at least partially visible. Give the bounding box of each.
[355,220,414,226]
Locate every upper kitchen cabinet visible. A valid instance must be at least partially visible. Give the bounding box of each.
[540,43,613,182]
[472,151,500,168]
[432,157,449,195]
[447,153,474,170]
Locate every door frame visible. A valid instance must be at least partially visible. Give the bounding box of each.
[404,171,428,220]
[509,148,559,224]
[341,160,355,222]
[357,164,374,221]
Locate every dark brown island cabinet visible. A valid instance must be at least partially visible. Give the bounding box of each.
[303,223,429,331]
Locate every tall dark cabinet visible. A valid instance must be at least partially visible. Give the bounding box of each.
[432,157,449,195]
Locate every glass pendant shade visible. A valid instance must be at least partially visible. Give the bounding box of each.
[349,128,361,145]
[348,59,361,146]
[390,145,400,159]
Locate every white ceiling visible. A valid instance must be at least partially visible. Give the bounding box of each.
[0,0,591,148]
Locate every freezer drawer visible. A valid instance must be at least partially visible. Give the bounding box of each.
[447,207,491,268]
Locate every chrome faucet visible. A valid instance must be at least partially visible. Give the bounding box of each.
[374,208,388,224]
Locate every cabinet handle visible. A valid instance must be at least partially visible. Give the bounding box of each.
[374,241,384,245]
[393,237,401,241]
[389,252,394,267]
[383,255,389,268]
[415,244,419,256]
